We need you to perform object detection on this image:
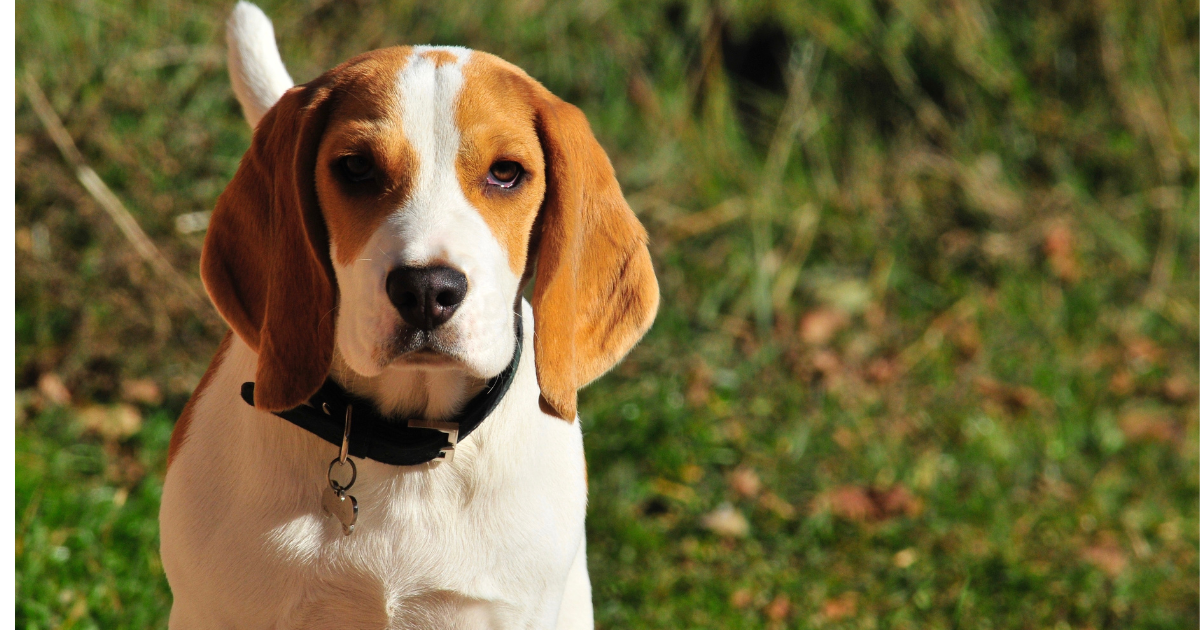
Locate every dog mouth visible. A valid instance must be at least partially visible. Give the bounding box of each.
[379,327,464,368]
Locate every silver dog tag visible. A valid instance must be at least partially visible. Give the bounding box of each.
[322,484,358,535]
[321,405,358,536]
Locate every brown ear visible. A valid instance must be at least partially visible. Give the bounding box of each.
[530,94,660,420]
[201,80,337,412]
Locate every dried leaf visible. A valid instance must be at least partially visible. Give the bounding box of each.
[120,378,162,405]
[823,484,922,522]
[1162,374,1195,402]
[702,503,749,538]
[1119,409,1178,444]
[729,467,761,498]
[1083,543,1127,578]
[893,548,917,568]
[1109,370,1135,396]
[811,350,842,377]
[827,486,875,521]
[764,594,791,621]
[38,373,71,406]
[1044,223,1079,282]
[974,376,1045,414]
[1124,337,1163,367]
[799,308,848,345]
[865,357,897,384]
[822,592,858,621]
[729,589,753,609]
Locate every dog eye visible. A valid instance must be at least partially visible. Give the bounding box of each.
[487,161,523,188]
[339,154,375,182]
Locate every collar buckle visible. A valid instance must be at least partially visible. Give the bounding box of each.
[407,419,459,464]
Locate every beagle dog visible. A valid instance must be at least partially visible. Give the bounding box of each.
[158,3,658,628]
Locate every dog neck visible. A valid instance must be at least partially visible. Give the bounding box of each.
[328,352,486,422]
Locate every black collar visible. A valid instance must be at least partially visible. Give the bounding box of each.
[240,314,523,466]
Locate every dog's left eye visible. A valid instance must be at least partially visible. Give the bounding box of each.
[487,161,523,189]
[339,154,375,182]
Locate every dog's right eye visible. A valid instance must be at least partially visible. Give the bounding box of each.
[339,154,375,182]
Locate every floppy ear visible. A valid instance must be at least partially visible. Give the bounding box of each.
[530,94,660,420]
[201,80,337,412]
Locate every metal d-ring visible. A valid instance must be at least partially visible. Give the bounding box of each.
[328,457,357,493]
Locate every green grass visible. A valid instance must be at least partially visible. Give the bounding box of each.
[16,0,1198,627]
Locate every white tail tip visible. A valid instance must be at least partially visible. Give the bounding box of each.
[226,1,294,128]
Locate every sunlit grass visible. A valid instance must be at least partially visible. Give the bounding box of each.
[16,0,1198,627]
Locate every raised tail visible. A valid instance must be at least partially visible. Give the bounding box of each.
[226,1,294,128]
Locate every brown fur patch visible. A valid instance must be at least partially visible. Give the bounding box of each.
[313,48,417,265]
[419,49,459,67]
[167,331,234,468]
[455,54,547,274]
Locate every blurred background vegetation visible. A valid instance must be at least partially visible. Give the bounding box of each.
[15,0,1198,627]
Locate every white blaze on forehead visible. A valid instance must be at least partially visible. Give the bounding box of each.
[399,46,471,182]
[392,46,478,264]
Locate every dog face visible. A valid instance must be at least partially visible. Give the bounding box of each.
[318,48,546,383]
[202,46,658,419]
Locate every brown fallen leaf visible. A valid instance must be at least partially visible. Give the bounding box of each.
[874,485,922,518]
[811,350,842,377]
[120,378,162,405]
[865,357,897,384]
[1124,337,1163,367]
[827,486,875,521]
[1109,370,1135,396]
[824,484,922,522]
[799,308,849,346]
[729,467,761,498]
[764,593,791,621]
[1162,374,1195,403]
[974,376,1045,414]
[822,592,858,621]
[1044,223,1079,283]
[1119,409,1178,444]
[38,373,71,406]
[729,588,753,609]
[1083,543,1127,578]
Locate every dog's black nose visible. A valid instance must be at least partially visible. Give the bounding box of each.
[386,266,468,331]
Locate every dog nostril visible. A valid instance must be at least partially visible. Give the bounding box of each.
[386,265,468,331]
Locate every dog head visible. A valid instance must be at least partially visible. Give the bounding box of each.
[202,46,658,420]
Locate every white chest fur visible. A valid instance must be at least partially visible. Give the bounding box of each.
[159,303,593,629]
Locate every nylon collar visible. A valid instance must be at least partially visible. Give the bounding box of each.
[240,313,523,466]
